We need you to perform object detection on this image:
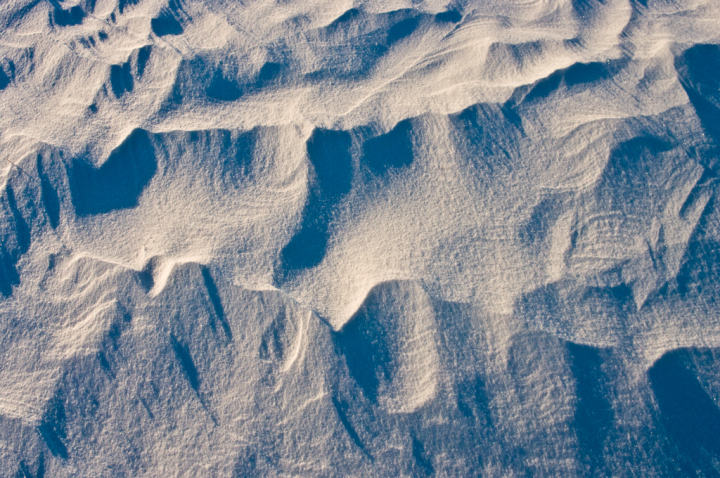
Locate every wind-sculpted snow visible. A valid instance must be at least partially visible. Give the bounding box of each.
[1,0,720,475]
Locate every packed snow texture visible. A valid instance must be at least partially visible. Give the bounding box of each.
[1,0,720,475]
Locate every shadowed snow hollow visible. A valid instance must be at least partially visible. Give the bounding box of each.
[1,0,720,475]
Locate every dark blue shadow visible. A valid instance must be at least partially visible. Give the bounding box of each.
[171,335,200,392]
[37,393,68,460]
[567,342,614,475]
[0,245,19,297]
[37,154,59,228]
[69,128,157,216]
[411,437,434,476]
[649,348,720,476]
[0,68,9,91]
[334,283,405,402]
[255,62,283,88]
[207,71,243,102]
[118,0,140,15]
[675,44,720,150]
[457,375,490,423]
[387,17,420,45]
[435,10,462,23]
[451,103,523,169]
[6,186,30,258]
[0,185,31,297]
[331,395,365,451]
[151,11,183,36]
[110,61,133,98]
[279,129,352,274]
[201,266,232,340]
[135,45,151,78]
[151,0,186,37]
[361,119,414,177]
[51,6,84,27]
[516,58,628,105]
[16,453,45,478]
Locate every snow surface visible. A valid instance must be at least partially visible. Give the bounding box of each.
[1,0,720,475]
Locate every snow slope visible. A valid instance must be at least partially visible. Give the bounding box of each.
[1,0,720,475]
